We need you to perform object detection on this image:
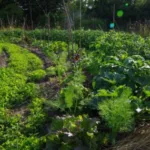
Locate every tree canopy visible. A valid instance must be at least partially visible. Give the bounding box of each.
[0,0,150,28]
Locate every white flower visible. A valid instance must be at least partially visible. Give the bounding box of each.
[64,132,73,137]
[68,132,73,137]
[96,121,100,124]
[136,107,142,113]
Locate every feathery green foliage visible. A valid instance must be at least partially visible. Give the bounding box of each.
[98,86,134,143]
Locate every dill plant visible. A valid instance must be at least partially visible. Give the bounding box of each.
[98,86,134,144]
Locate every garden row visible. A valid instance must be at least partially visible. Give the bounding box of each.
[1,30,150,149]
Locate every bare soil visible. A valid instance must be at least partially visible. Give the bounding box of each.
[0,52,8,67]
[111,123,150,150]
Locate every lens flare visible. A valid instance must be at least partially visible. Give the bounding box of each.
[117,10,124,18]
[109,23,115,29]
[125,3,129,7]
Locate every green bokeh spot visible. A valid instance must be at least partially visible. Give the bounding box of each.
[117,10,124,18]
[125,3,129,7]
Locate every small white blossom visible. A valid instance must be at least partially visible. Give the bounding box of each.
[68,132,73,137]
[64,132,73,137]
[136,107,142,113]
[96,121,100,124]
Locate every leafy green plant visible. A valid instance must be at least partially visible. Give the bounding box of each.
[98,86,134,144]
[28,69,46,82]
[58,69,87,113]
[32,40,70,78]
[25,98,46,134]
[29,29,103,49]
[91,31,149,58]
[93,55,150,94]
[0,68,34,106]
[47,115,100,150]
[1,30,150,150]
[0,43,43,74]
[0,42,47,149]
[46,66,56,76]
[1,135,44,150]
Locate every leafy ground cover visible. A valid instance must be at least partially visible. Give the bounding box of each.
[1,29,150,149]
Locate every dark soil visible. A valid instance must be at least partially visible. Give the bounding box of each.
[110,123,150,150]
[21,45,52,69]
[0,51,8,67]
